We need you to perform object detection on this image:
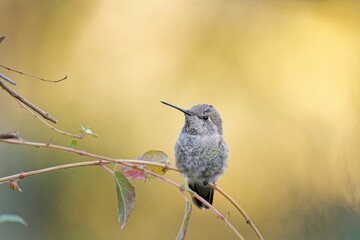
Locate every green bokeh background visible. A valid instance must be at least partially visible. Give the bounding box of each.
[1,1,360,239]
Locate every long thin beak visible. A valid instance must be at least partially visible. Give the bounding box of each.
[160,101,192,116]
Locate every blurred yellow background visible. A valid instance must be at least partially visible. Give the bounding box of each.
[1,1,360,239]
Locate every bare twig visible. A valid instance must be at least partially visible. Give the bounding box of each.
[15,100,83,138]
[0,159,168,184]
[211,184,264,240]
[0,80,57,123]
[0,131,21,140]
[0,133,179,172]
[0,64,67,83]
[0,73,16,85]
[0,160,104,183]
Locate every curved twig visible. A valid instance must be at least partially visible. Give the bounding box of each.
[0,64,67,83]
[0,159,244,239]
[15,100,83,138]
[211,184,264,240]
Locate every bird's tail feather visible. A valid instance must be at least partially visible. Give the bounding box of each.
[188,183,214,209]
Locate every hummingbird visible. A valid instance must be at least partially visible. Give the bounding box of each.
[161,101,228,209]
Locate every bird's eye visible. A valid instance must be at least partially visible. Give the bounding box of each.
[202,116,209,120]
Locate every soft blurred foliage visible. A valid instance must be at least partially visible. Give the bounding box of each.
[1,1,360,239]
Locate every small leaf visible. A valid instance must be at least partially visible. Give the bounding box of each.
[120,150,170,182]
[75,126,99,138]
[69,139,78,148]
[121,167,146,181]
[83,128,99,137]
[138,150,169,176]
[114,171,136,229]
[0,214,28,227]
[0,36,5,44]
[176,197,192,240]
[137,150,169,163]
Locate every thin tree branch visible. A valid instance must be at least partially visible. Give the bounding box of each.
[0,73,16,85]
[0,132,21,140]
[0,133,179,173]
[15,99,83,138]
[0,160,104,183]
[144,170,245,240]
[211,184,265,240]
[0,80,57,123]
[0,64,67,83]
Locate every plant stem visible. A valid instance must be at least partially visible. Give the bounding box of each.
[0,160,103,183]
[0,159,244,239]
[143,170,245,240]
[16,100,84,139]
[0,80,57,123]
[211,184,264,240]
[0,133,263,239]
[0,137,179,172]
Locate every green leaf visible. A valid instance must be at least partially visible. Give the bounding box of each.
[0,214,28,227]
[119,150,170,182]
[75,126,99,138]
[69,139,78,148]
[138,150,168,163]
[137,150,169,176]
[114,171,136,229]
[176,197,192,240]
[83,128,99,137]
